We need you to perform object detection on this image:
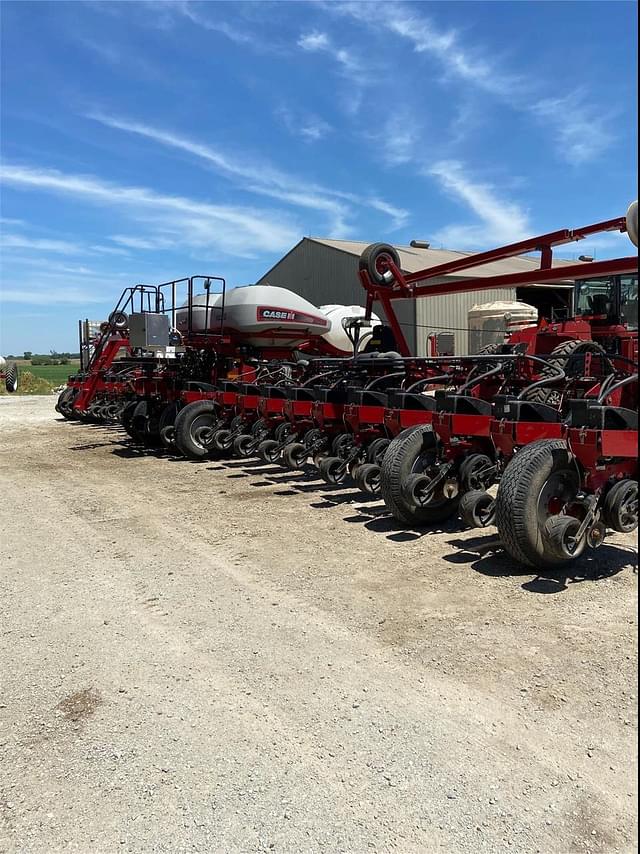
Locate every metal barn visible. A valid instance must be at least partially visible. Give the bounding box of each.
[256,238,574,355]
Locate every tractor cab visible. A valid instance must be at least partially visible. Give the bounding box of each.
[572,273,638,360]
[574,273,638,330]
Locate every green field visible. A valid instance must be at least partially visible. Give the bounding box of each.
[16,361,80,385]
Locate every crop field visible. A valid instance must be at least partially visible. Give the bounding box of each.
[15,360,80,384]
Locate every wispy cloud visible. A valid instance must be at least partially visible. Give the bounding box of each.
[86,111,407,235]
[327,1,615,163]
[109,234,175,250]
[276,105,333,143]
[171,0,255,45]
[0,163,300,258]
[426,160,531,249]
[531,94,615,164]
[1,231,132,258]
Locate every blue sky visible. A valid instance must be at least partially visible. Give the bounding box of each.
[0,0,637,354]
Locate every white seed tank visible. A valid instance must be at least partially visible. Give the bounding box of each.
[319,305,382,353]
[176,285,378,354]
[468,301,538,354]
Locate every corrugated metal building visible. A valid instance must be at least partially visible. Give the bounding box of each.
[256,237,574,355]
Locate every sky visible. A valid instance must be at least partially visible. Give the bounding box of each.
[0,0,637,354]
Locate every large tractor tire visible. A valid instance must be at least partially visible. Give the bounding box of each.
[173,400,218,460]
[4,362,18,393]
[526,339,612,408]
[495,439,581,568]
[380,424,459,526]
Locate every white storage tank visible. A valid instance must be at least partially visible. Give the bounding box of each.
[468,301,538,354]
[319,305,382,353]
[176,285,331,348]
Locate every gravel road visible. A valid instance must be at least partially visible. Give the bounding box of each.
[0,395,637,853]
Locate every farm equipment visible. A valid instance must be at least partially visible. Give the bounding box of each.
[358,201,638,564]
[0,356,18,393]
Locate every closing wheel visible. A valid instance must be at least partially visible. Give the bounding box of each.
[234,434,257,458]
[251,418,267,438]
[603,480,638,533]
[354,463,381,495]
[158,402,180,448]
[544,515,587,562]
[358,243,401,286]
[459,489,496,529]
[56,387,76,419]
[495,439,580,568]
[173,400,218,459]
[380,425,459,525]
[211,428,233,452]
[367,437,390,465]
[283,442,308,470]
[332,433,353,456]
[303,428,322,448]
[319,456,348,484]
[459,453,494,492]
[258,439,281,464]
[274,422,292,443]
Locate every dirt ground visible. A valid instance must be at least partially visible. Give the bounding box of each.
[0,395,637,854]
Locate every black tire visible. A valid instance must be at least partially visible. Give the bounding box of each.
[4,362,18,393]
[544,515,587,563]
[603,480,638,533]
[354,462,381,494]
[367,437,390,465]
[56,387,76,419]
[121,400,139,434]
[233,434,257,458]
[358,243,401,286]
[174,400,218,459]
[319,456,347,484]
[332,433,353,456]
[158,402,180,448]
[108,310,128,330]
[495,439,580,568]
[526,340,613,407]
[129,400,151,443]
[251,418,268,438]
[258,439,281,464]
[303,428,323,448]
[274,422,292,443]
[459,489,496,528]
[282,442,308,470]
[211,428,233,452]
[458,453,494,492]
[380,425,459,525]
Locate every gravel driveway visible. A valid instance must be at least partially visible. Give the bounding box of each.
[0,396,637,853]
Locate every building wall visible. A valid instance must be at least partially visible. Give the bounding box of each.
[257,238,515,356]
[415,286,517,356]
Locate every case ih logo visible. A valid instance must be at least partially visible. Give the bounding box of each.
[257,306,329,327]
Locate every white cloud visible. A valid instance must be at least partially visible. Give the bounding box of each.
[426,160,530,248]
[1,234,88,255]
[0,163,300,258]
[298,31,330,52]
[86,111,407,235]
[276,106,333,143]
[327,1,615,163]
[531,95,615,165]
[110,234,175,250]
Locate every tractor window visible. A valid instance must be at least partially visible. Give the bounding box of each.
[574,277,615,318]
[620,275,638,331]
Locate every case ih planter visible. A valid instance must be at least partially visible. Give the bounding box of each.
[58,201,638,570]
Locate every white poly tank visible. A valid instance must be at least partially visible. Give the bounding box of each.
[468,301,538,354]
[176,285,331,348]
[319,305,382,354]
